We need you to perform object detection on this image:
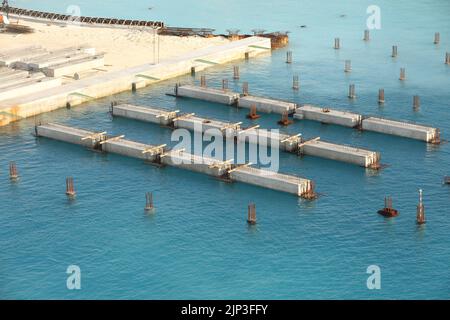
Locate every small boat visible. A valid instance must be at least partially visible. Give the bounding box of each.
[378,196,399,218]
[444,176,450,184]
[378,207,399,218]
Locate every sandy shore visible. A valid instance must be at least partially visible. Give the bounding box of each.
[0,18,230,72]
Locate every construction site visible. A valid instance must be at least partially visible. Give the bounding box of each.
[0,3,444,200]
[2,0,450,301]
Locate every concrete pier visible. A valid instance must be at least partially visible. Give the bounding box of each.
[112,103,380,168]
[229,166,313,197]
[0,36,271,126]
[299,139,380,168]
[175,84,239,105]
[294,105,362,128]
[174,84,297,114]
[361,117,440,144]
[35,123,315,198]
[111,103,177,126]
[238,95,297,114]
[293,105,440,144]
[35,123,106,148]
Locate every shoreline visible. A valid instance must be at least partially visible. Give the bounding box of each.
[0,13,272,126]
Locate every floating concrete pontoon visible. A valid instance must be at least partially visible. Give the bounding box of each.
[238,128,301,152]
[174,84,297,114]
[35,123,106,148]
[35,123,315,198]
[229,166,313,197]
[292,105,441,144]
[294,105,362,128]
[238,95,297,114]
[111,104,177,126]
[298,138,380,168]
[112,104,381,168]
[175,84,239,105]
[173,114,241,138]
[361,117,440,144]
[1,37,271,126]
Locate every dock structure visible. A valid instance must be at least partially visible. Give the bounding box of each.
[34,123,315,198]
[361,117,440,144]
[229,166,315,198]
[111,103,178,126]
[111,103,381,168]
[174,84,297,114]
[293,105,441,144]
[173,82,441,145]
[0,36,271,127]
[298,138,380,169]
[238,95,297,114]
[294,105,362,128]
[175,84,240,105]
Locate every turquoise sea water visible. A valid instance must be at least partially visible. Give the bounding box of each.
[1,0,450,299]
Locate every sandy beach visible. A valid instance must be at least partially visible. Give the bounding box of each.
[0,18,230,72]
